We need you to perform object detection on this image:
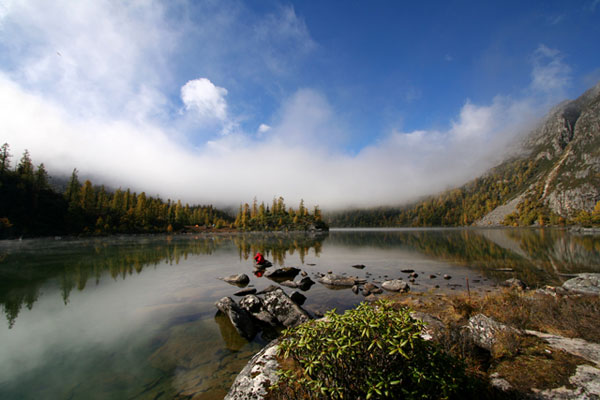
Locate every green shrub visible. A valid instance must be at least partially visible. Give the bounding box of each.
[271,300,475,399]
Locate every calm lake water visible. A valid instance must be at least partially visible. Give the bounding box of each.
[1,228,599,399]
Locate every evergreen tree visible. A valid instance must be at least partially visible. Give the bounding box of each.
[65,169,81,206]
[0,143,11,174]
[16,150,34,181]
[34,163,49,189]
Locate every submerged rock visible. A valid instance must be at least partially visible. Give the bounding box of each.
[234,287,257,296]
[562,273,600,295]
[215,297,257,340]
[290,291,306,306]
[279,280,298,288]
[382,279,410,292]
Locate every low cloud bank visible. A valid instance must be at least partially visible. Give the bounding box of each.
[0,1,572,210]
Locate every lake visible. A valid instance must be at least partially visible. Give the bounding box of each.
[1,228,599,399]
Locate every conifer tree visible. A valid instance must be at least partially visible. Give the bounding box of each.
[65,169,81,206]
[0,143,11,174]
[17,150,34,181]
[34,163,49,189]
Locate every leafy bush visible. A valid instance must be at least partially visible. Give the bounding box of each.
[271,300,476,399]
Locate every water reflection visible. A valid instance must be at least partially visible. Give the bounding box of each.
[0,233,327,329]
[0,229,599,399]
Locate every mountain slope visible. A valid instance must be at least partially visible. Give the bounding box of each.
[327,82,600,227]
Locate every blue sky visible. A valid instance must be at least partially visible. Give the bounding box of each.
[1,0,599,208]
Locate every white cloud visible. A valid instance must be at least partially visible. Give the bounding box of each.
[181,78,228,121]
[0,2,577,211]
[531,44,571,95]
[258,123,271,133]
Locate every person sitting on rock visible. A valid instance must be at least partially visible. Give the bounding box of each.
[254,252,265,264]
[254,252,270,266]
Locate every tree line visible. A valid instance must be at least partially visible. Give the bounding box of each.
[0,143,231,237]
[234,196,328,231]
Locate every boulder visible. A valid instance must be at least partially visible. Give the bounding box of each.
[501,278,526,290]
[317,273,357,287]
[290,291,306,306]
[239,295,278,327]
[221,273,250,286]
[401,269,415,273]
[215,297,257,340]
[352,264,366,269]
[466,314,516,351]
[443,274,452,280]
[364,282,382,294]
[224,340,280,400]
[297,276,315,291]
[382,279,410,292]
[265,267,301,280]
[261,288,310,328]
[562,273,600,295]
[279,280,298,288]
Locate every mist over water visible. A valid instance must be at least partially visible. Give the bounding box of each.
[0,229,599,398]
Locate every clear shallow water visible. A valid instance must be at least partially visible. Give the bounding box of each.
[0,228,598,399]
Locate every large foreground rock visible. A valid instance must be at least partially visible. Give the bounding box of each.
[239,295,279,327]
[562,273,600,295]
[262,288,310,328]
[215,297,257,340]
[224,340,280,400]
[533,364,600,399]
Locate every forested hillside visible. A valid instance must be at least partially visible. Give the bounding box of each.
[0,144,231,238]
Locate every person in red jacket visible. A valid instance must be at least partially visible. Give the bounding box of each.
[254,252,266,265]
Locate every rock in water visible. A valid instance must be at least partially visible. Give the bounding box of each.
[381,279,410,292]
[317,273,357,287]
[562,273,600,295]
[279,280,298,288]
[297,276,315,291]
[264,267,301,280]
[239,295,278,327]
[351,264,366,269]
[290,291,306,306]
[215,297,257,339]
[261,288,310,328]
[221,274,250,286]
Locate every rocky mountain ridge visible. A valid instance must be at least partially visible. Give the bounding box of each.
[476,82,600,225]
